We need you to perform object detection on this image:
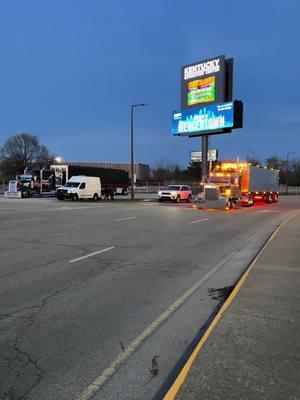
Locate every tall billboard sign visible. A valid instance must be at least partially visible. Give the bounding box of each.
[172,54,243,182]
[173,55,242,138]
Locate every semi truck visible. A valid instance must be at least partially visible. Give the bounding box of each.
[197,162,279,209]
[51,164,129,196]
[17,169,56,198]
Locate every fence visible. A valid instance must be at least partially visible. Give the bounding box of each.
[0,179,8,193]
[135,182,202,194]
[279,185,300,195]
[136,182,300,196]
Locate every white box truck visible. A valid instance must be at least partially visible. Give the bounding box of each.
[56,176,101,201]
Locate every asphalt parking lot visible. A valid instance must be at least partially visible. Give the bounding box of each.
[1,196,299,400]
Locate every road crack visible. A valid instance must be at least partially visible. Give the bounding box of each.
[0,271,101,399]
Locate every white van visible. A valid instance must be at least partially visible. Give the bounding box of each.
[56,176,101,201]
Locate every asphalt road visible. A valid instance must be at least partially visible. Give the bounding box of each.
[0,196,299,400]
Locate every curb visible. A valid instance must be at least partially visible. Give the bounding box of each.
[162,212,299,400]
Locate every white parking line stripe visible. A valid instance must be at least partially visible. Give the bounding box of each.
[115,216,137,222]
[69,246,115,263]
[258,210,280,213]
[191,218,209,224]
[50,205,106,211]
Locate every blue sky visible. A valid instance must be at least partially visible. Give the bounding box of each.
[0,0,299,167]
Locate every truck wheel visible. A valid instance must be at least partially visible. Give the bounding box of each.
[176,195,180,203]
[73,194,79,201]
[227,200,232,209]
[22,190,29,199]
[159,198,164,202]
[57,196,64,201]
[187,195,192,203]
[93,193,99,201]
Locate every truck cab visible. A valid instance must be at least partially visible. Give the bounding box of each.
[196,184,237,210]
[17,169,55,198]
[56,176,101,201]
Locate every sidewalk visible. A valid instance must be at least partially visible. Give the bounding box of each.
[175,212,300,400]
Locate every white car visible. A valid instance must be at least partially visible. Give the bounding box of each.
[158,185,192,203]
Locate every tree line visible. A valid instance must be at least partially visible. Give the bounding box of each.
[1,133,300,186]
[150,157,300,186]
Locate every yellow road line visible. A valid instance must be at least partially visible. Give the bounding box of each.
[163,212,299,400]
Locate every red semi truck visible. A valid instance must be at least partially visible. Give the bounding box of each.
[18,169,56,198]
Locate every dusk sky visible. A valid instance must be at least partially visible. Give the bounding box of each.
[0,0,299,167]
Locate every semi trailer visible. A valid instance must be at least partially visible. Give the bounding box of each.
[197,162,279,209]
[51,164,129,196]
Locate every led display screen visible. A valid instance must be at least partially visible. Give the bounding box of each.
[172,102,234,136]
[187,76,216,106]
[181,55,226,109]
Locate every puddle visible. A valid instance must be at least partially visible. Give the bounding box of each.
[208,285,234,302]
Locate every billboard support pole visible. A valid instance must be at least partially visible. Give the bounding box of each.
[201,135,208,182]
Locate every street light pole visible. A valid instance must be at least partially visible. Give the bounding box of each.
[130,102,149,200]
[245,147,256,163]
[286,152,295,194]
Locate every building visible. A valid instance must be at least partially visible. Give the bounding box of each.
[65,162,150,181]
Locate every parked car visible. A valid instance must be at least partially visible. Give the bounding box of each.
[134,184,147,192]
[158,185,192,203]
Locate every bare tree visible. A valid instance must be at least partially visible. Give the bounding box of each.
[246,157,261,166]
[265,156,283,170]
[0,133,50,177]
[150,160,184,182]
